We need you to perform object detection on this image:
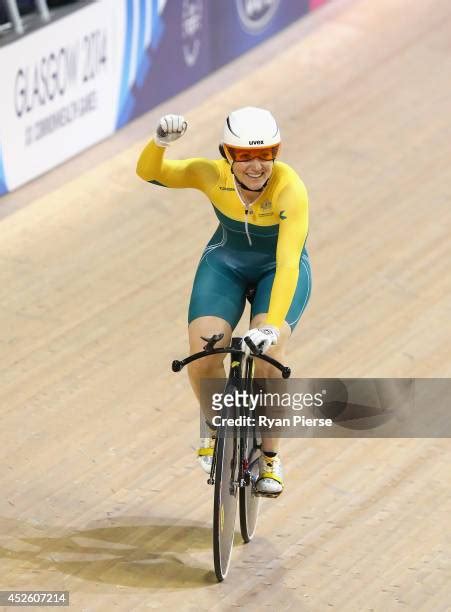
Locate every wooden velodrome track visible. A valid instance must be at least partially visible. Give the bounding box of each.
[1,0,450,609]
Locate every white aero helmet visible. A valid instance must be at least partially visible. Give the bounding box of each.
[222,106,281,163]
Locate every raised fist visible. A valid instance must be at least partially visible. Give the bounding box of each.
[155,114,188,147]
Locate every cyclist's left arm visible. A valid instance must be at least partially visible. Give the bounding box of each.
[265,180,309,329]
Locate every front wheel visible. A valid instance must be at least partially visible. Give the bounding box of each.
[239,429,261,543]
[213,424,239,581]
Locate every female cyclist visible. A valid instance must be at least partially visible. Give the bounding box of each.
[136,107,311,496]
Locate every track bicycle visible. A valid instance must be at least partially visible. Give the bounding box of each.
[172,333,291,581]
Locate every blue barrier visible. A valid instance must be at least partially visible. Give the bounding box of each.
[0,0,330,194]
[125,0,318,125]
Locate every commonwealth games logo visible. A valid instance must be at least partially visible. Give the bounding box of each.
[236,0,281,34]
[182,0,204,67]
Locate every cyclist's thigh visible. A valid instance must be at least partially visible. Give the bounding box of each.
[251,252,312,332]
[188,251,247,331]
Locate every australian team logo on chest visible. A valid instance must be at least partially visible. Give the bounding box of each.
[258,199,274,217]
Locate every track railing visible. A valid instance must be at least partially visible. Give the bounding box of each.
[3,0,50,36]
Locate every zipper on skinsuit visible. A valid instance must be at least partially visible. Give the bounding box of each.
[233,176,253,246]
[244,206,253,246]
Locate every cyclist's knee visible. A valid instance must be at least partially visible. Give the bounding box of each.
[254,362,281,379]
[254,348,286,379]
[188,353,225,377]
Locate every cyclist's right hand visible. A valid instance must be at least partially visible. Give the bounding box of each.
[155,114,188,147]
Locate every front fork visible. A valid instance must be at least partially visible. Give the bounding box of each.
[208,337,249,488]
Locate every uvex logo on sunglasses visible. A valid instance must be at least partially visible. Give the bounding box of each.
[249,140,264,145]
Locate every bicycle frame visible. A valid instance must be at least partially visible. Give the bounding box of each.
[172,333,291,580]
[172,333,291,486]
